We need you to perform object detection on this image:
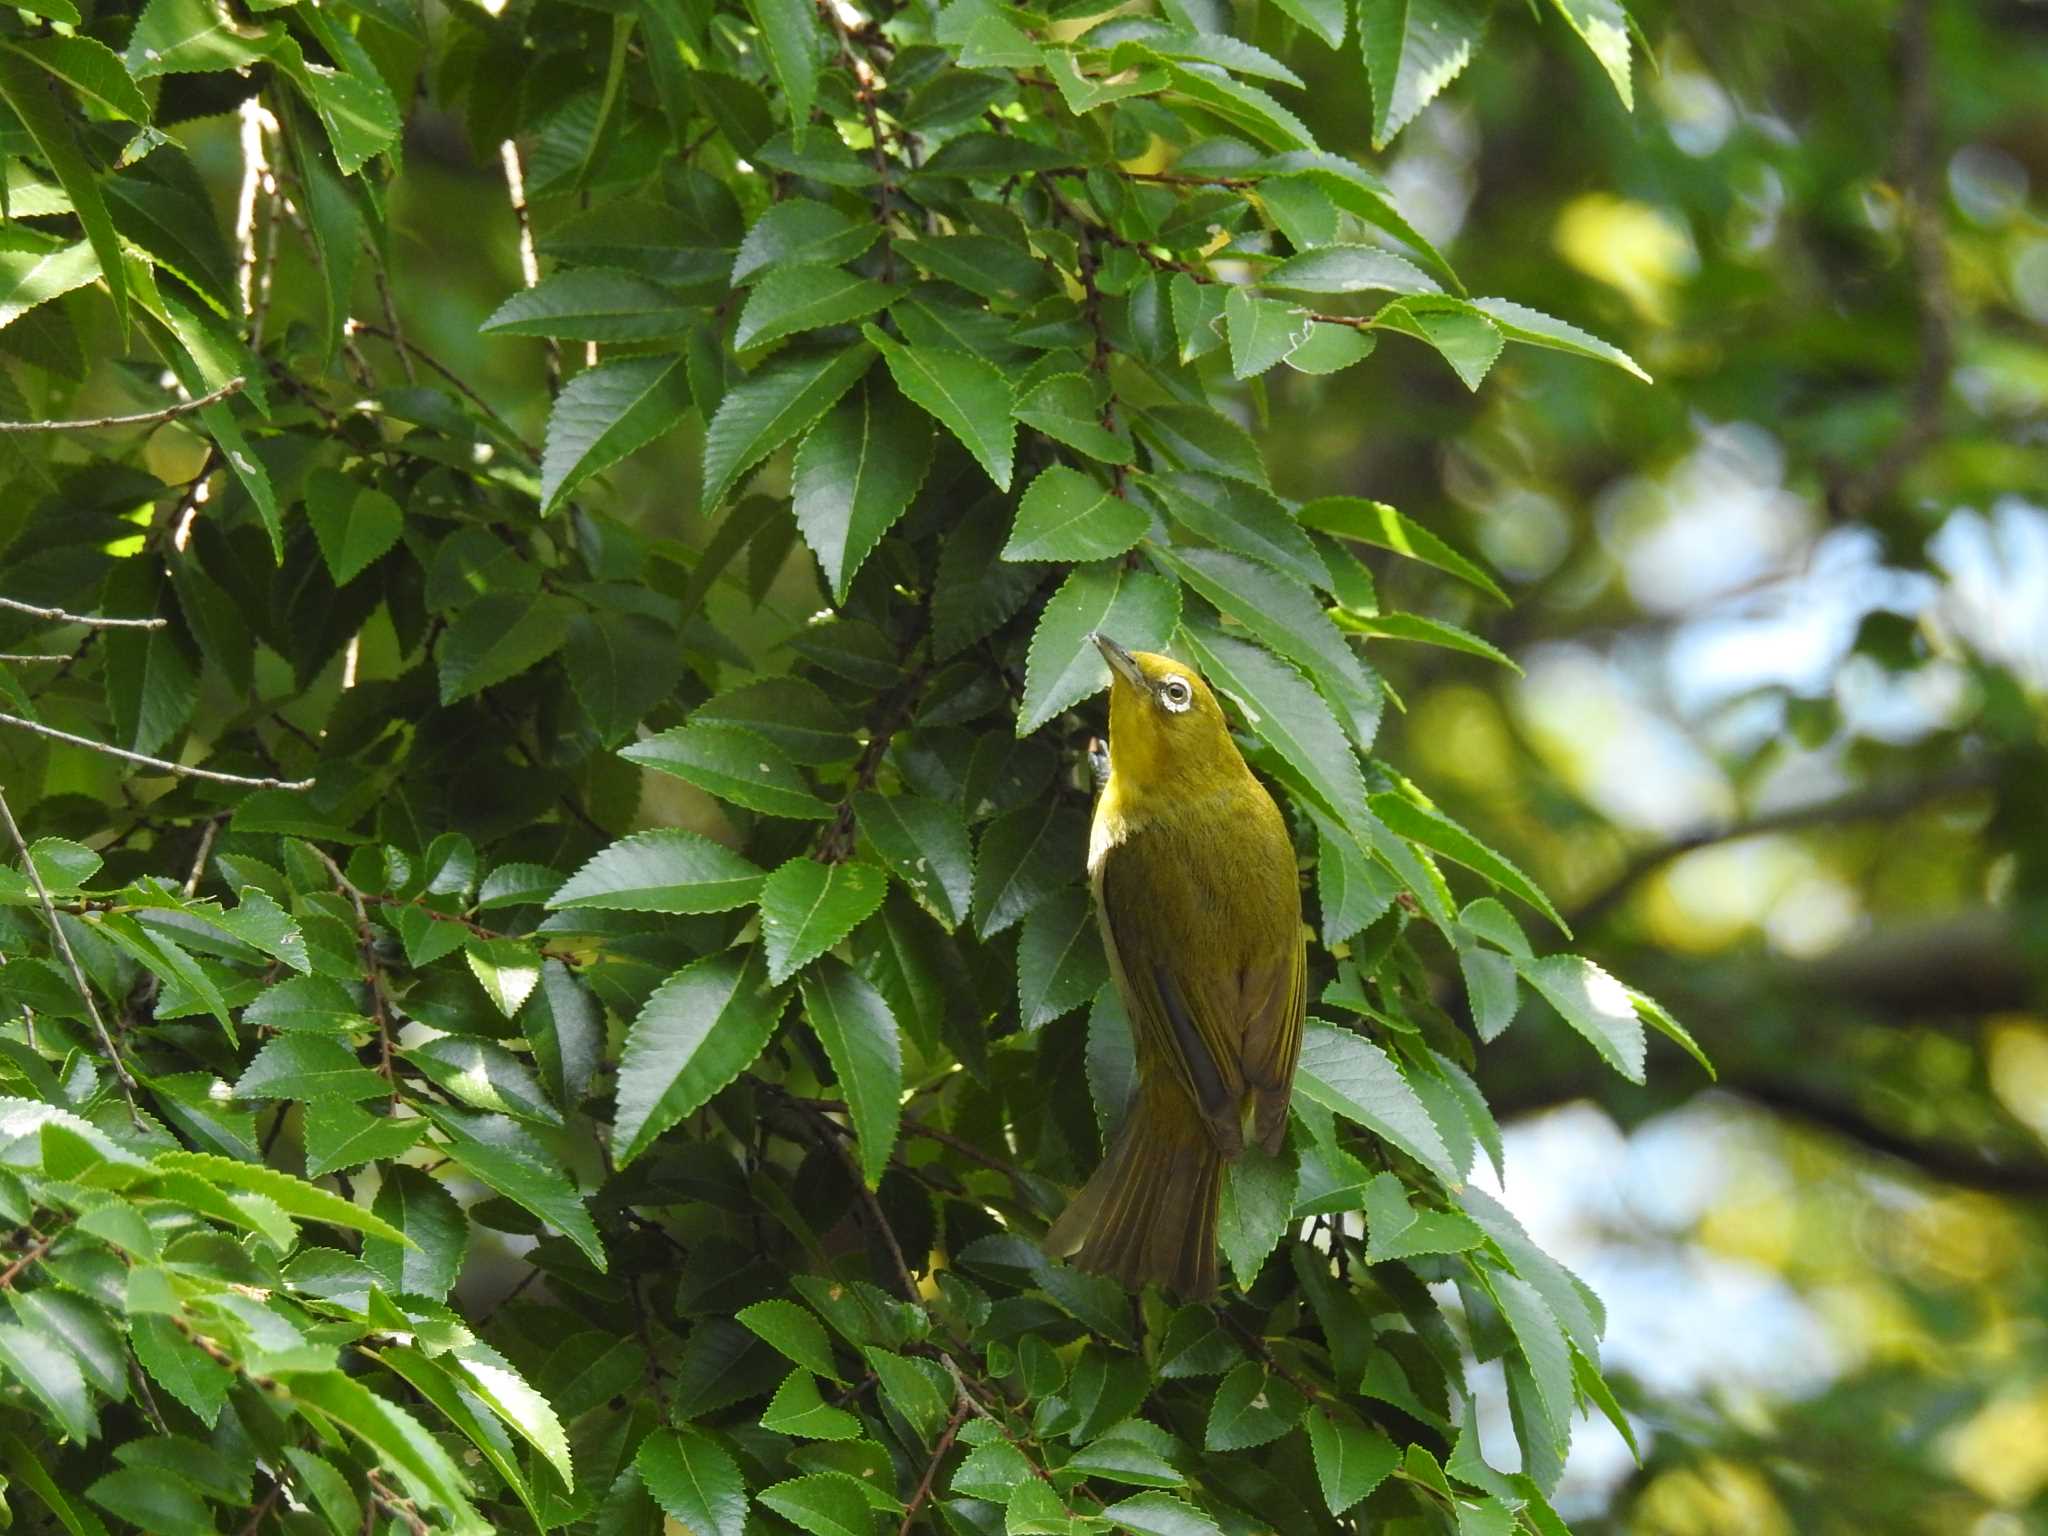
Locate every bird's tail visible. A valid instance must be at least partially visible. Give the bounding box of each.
[1044,1084,1223,1299]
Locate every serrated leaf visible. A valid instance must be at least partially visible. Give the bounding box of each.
[865,325,1015,490]
[1005,465,1145,562]
[466,938,541,1018]
[9,35,149,122]
[153,1150,411,1246]
[623,721,834,819]
[1223,284,1313,378]
[425,1107,605,1271]
[1368,793,1566,933]
[1630,985,1714,1079]
[1304,1401,1397,1515]
[1469,294,1649,381]
[638,1427,748,1536]
[733,200,881,284]
[973,805,1087,938]
[758,1472,874,1536]
[405,1037,561,1126]
[1516,954,1646,1083]
[540,354,692,515]
[612,948,783,1166]
[1371,295,1503,389]
[1293,1020,1456,1182]
[1017,564,1180,735]
[550,828,765,914]
[738,1299,844,1380]
[1358,0,1487,149]
[482,268,693,341]
[304,1101,425,1179]
[701,342,875,509]
[1491,1268,1574,1455]
[304,469,402,586]
[0,1322,92,1444]
[1015,885,1106,1031]
[369,1169,467,1304]
[801,958,902,1187]
[437,593,576,704]
[737,264,893,353]
[1145,472,1324,588]
[1218,1142,1295,1289]
[792,376,935,600]
[1013,372,1133,464]
[1297,496,1507,603]
[1206,1361,1307,1451]
[1263,244,1440,296]
[763,1367,864,1439]
[1131,403,1268,486]
[1100,1492,1222,1536]
[0,51,125,335]
[1548,0,1632,108]
[742,0,819,134]
[853,792,972,931]
[233,1035,389,1102]
[277,1371,482,1527]
[1334,610,1519,671]
[761,859,890,984]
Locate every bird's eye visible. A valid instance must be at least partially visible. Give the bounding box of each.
[1160,677,1192,713]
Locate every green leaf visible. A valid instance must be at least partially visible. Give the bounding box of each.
[1304,1402,1397,1515]
[437,592,576,703]
[1222,285,1314,377]
[1152,545,1381,751]
[154,1149,410,1245]
[1334,610,1519,671]
[0,51,125,335]
[1005,465,1145,563]
[1572,1344,1641,1463]
[1459,946,1521,1043]
[1206,1361,1307,1451]
[1017,564,1180,736]
[482,268,693,341]
[1285,322,1378,374]
[739,1299,845,1379]
[1469,295,1649,381]
[305,1100,424,1179]
[1547,0,1632,109]
[1263,244,1439,296]
[1297,496,1507,603]
[973,805,1087,939]
[742,0,819,135]
[304,468,402,586]
[405,1037,561,1126]
[233,1034,389,1102]
[1099,1492,1222,1536]
[1217,1143,1295,1289]
[1131,403,1268,487]
[765,1368,864,1438]
[792,376,935,600]
[737,264,894,353]
[1629,985,1715,1079]
[1178,629,1367,827]
[1160,63,1313,149]
[1015,885,1106,1031]
[761,859,890,984]
[87,1469,211,1535]
[1265,0,1344,46]
[1516,954,1647,1083]
[1358,0,1487,148]
[1371,296,1504,390]
[1065,1435,1183,1488]
[1144,473,1324,588]
[278,1370,483,1530]
[425,1107,607,1271]
[865,325,1016,490]
[550,828,765,914]
[638,1426,749,1536]
[10,1290,122,1399]
[853,793,973,931]
[613,948,783,1167]
[0,1322,92,1443]
[733,200,880,285]
[365,1164,468,1300]
[1293,1020,1457,1182]
[1368,793,1567,934]
[7,36,149,122]
[623,721,835,818]
[801,958,903,1187]
[1313,809,1400,945]
[540,354,692,515]
[5,1429,114,1535]
[466,937,541,1018]
[701,342,875,509]
[0,240,98,330]
[1013,372,1133,464]
[757,1472,875,1536]
[1491,1268,1574,1455]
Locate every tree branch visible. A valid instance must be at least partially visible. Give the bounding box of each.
[0,377,246,435]
[0,595,166,630]
[0,787,141,1122]
[0,712,316,790]
[1568,762,1998,929]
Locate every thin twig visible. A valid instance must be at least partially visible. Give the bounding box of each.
[499,140,561,393]
[0,595,166,630]
[898,1395,970,1536]
[0,787,141,1121]
[308,846,400,1101]
[0,375,250,436]
[348,322,536,461]
[183,814,224,898]
[0,712,316,789]
[374,268,417,385]
[0,653,66,662]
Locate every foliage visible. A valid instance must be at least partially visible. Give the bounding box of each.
[0,0,1731,1527]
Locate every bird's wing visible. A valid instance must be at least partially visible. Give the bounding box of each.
[1095,829,1248,1148]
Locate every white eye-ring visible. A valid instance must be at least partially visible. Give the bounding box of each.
[1160,676,1192,713]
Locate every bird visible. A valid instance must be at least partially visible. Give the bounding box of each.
[1044,634,1306,1297]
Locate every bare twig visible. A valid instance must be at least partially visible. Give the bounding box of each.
[0,376,246,436]
[0,712,316,790]
[348,321,536,461]
[0,787,140,1121]
[898,1395,970,1536]
[183,814,224,898]
[0,595,165,630]
[374,268,417,385]
[499,140,561,393]
[0,653,66,662]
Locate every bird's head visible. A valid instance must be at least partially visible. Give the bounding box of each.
[1091,634,1246,806]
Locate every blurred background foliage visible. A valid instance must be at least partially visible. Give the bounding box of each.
[8,0,2048,1527]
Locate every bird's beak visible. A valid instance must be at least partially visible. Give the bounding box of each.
[1092,633,1147,691]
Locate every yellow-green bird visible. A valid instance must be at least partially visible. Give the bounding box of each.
[1045,635,1306,1298]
